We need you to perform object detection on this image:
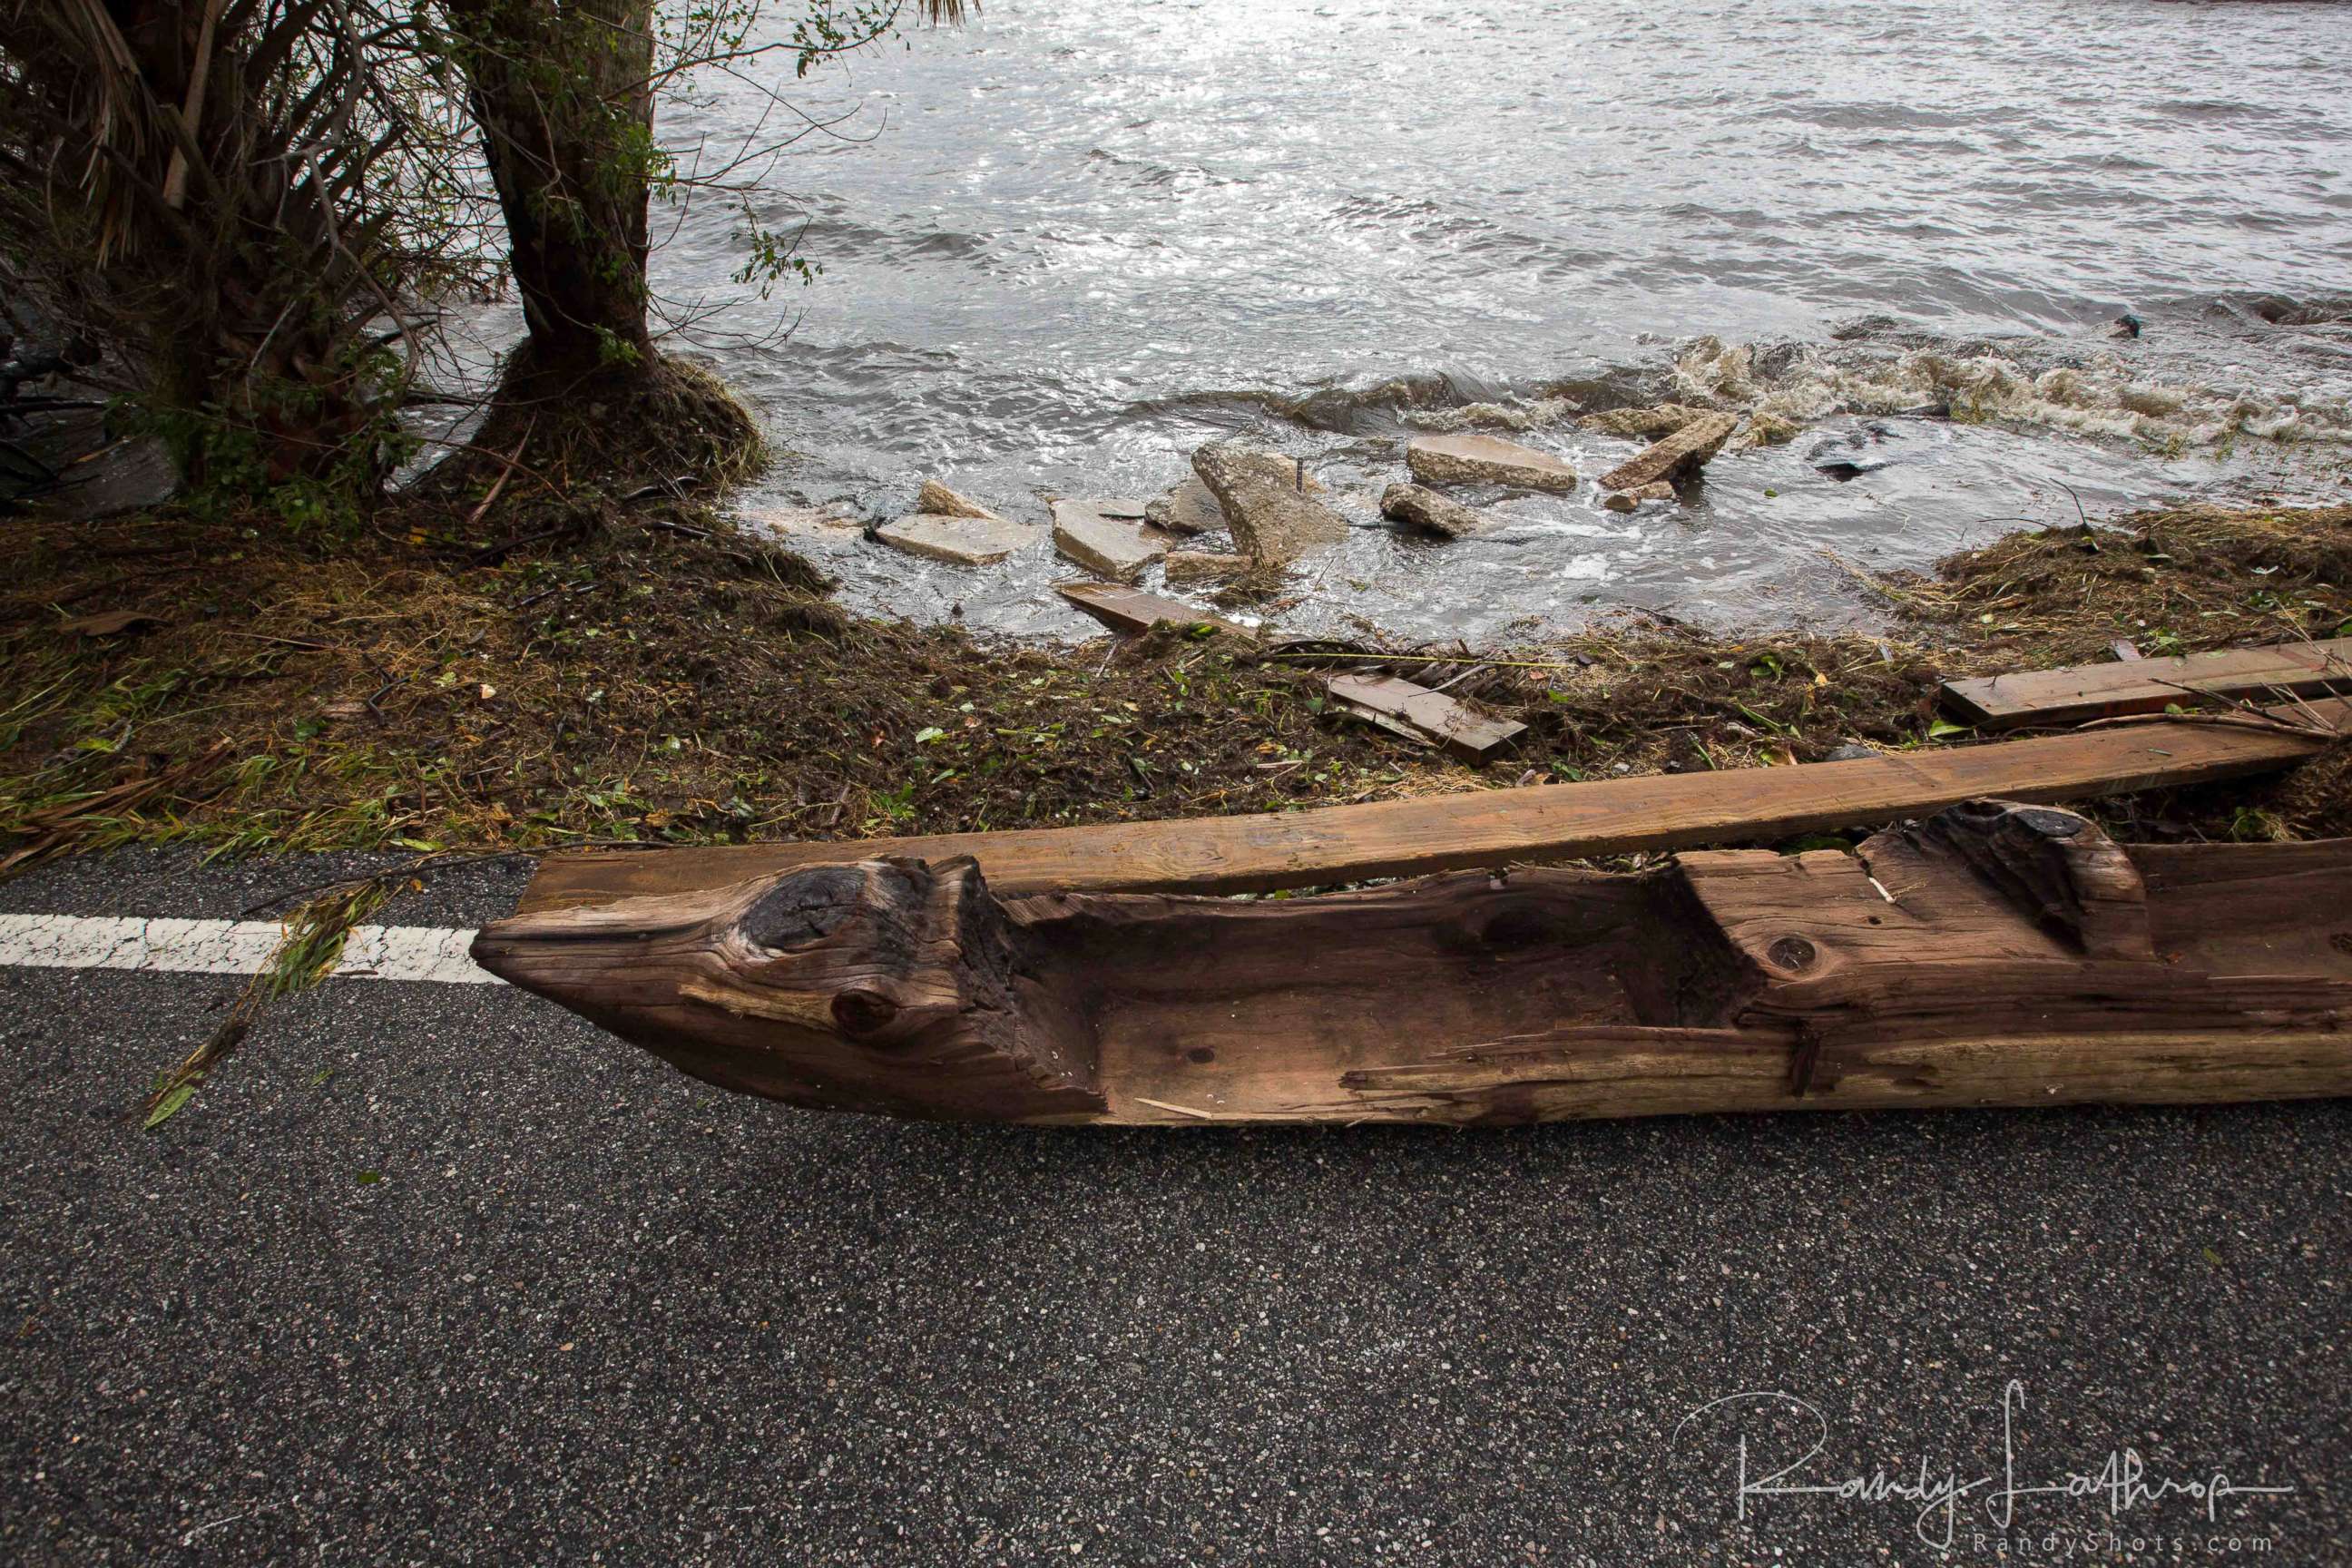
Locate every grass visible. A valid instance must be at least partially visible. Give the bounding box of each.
[3,499,2349,882]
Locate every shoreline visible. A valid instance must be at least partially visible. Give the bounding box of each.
[2,495,2347,875]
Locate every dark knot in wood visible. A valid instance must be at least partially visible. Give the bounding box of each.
[830,986,902,1040]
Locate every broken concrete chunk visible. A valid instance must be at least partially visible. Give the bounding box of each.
[1404,433,1579,494]
[1576,403,1715,440]
[1190,443,1349,566]
[1051,499,1174,582]
[1144,479,1226,535]
[1378,482,1491,539]
[1163,551,1255,583]
[1597,412,1740,492]
[915,479,999,519]
[875,512,1034,566]
[1600,480,1677,513]
[1739,412,1801,448]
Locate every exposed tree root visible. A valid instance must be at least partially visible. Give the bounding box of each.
[419,347,767,508]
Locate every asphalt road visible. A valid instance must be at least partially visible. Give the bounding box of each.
[1,849,2345,1565]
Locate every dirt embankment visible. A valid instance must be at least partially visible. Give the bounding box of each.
[3,500,2347,871]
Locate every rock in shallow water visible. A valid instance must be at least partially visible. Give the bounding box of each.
[1576,403,1716,440]
[1144,478,1228,535]
[875,513,1035,565]
[1190,443,1349,565]
[1378,482,1491,538]
[1596,412,1741,491]
[1600,480,1677,513]
[915,478,999,519]
[742,505,864,539]
[1051,498,1173,581]
[1405,432,1580,493]
[1163,551,1254,583]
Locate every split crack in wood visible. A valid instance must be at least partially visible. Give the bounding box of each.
[475,799,2352,1125]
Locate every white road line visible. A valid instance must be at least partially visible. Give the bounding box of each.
[0,914,498,985]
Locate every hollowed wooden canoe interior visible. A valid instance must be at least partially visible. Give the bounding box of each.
[470,799,2352,1125]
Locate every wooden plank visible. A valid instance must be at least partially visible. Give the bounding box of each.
[513,700,2350,914]
[1326,673,1526,761]
[1942,637,2352,730]
[1055,581,1252,639]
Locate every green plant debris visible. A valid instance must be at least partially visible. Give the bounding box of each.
[134,870,400,1130]
[4,501,2348,894]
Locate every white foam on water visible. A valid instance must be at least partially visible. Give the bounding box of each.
[1673,335,2352,453]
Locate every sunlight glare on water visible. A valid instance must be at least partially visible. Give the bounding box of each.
[616,0,2352,639]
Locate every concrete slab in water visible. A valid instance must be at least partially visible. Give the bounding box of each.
[1145,478,1228,535]
[1379,482,1491,538]
[1602,480,1677,512]
[876,513,1036,565]
[1406,433,1580,493]
[1598,412,1740,491]
[1052,498,1172,580]
[1191,444,1349,565]
[743,505,865,539]
[1164,551,1253,583]
[914,479,999,519]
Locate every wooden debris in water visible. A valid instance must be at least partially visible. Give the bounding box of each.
[1055,582,1253,639]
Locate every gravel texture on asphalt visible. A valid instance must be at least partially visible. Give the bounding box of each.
[0,851,2345,1564]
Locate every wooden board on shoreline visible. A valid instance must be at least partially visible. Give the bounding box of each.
[1941,637,2352,730]
[1055,582,1253,639]
[1326,673,1526,760]
[512,701,2349,915]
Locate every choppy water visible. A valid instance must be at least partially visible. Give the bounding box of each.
[651,0,2352,640]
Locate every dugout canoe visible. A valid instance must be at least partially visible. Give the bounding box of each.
[470,799,2352,1125]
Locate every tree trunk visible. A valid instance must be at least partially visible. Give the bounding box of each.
[451,0,658,380]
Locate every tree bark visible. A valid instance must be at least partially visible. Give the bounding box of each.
[450,0,658,379]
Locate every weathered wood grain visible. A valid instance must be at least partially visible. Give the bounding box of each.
[1055,581,1252,639]
[473,800,2352,1124]
[514,703,2348,915]
[1942,637,2352,729]
[1325,673,1525,761]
